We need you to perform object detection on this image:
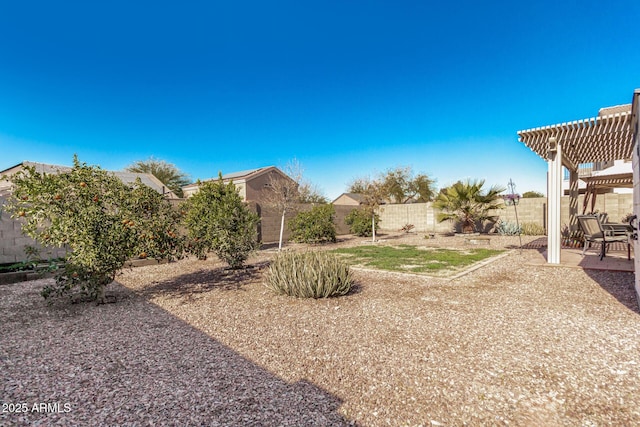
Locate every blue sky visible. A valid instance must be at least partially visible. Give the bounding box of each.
[1,1,638,200]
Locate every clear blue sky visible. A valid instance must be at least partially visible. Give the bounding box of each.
[1,0,639,200]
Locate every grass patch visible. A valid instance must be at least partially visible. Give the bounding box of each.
[331,244,503,274]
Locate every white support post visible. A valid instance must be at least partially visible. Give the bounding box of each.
[547,137,562,264]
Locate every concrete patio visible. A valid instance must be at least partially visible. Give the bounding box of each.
[524,237,634,272]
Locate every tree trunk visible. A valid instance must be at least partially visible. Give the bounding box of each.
[372,214,376,242]
[278,210,286,251]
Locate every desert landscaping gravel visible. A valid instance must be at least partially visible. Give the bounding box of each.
[2,233,640,426]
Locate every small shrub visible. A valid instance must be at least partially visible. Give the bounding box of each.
[496,220,521,236]
[183,176,260,268]
[346,208,379,237]
[288,204,336,244]
[521,222,546,236]
[561,224,584,247]
[266,251,353,298]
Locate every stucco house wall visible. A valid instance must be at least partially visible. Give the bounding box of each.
[332,193,363,206]
[182,167,294,204]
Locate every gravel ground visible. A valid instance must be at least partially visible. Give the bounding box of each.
[2,233,640,426]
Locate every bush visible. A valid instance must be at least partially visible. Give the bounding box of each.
[345,208,380,237]
[496,220,521,236]
[266,251,353,298]
[288,204,336,243]
[183,176,260,268]
[3,156,183,301]
[521,222,546,236]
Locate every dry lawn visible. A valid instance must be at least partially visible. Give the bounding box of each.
[2,233,640,426]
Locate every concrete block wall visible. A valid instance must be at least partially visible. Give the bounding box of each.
[376,203,452,233]
[496,198,546,227]
[376,194,633,235]
[0,197,67,264]
[254,203,354,243]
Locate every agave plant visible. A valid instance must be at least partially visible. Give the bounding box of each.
[434,179,505,233]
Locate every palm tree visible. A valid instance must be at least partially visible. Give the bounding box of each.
[125,157,190,198]
[434,179,505,233]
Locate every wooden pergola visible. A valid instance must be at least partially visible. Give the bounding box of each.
[517,104,633,264]
[580,172,633,214]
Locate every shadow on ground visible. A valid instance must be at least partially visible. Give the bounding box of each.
[520,236,639,314]
[0,281,353,426]
[584,269,639,314]
[136,261,270,298]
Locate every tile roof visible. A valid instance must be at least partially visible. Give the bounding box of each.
[1,162,177,198]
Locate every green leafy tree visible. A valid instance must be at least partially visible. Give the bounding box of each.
[3,156,183,302]
[288,204,336,243]
[183,175,260,268]
[381,166,435,203]
[345,208,380,237]
[434,179,505,233]
[298,182,328,204]
[125,157,190,198]
[522,190,545,198]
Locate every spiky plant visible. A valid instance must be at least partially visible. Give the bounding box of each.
[266,251,353,298]
[434,179,505,233]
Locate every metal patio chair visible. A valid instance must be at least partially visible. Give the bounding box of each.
[577,215,630,261]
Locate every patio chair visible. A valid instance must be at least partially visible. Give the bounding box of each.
[576,215,630,261]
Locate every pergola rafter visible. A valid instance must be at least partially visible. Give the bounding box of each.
[517,104,633,264]
[518,110,633,167]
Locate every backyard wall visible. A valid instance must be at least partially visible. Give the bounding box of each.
[0,196,67,264]
[375,194,633,233]
[253,203,353,244]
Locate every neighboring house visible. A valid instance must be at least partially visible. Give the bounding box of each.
[332,193,365,206]
[182,166,295,202]
[561,104,633,196]
[0,161,179,198]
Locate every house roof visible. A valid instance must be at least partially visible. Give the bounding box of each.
[332,193,364,204]
[182,166,286,190]
[221,167,268,181]
[0,161,178,198]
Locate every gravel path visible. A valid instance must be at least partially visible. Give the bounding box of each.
[2,234,640,426]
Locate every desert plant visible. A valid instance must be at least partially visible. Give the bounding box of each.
[561,224,584,247]
[183,175,260,268]
[265,251,353,298]
[496,220,522,236]
[288,204,336,243]
[521,222,546,236]
[346,208,380,237]
[3,156,184,302]
[400,223,415,233]
[434,179,505,233]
